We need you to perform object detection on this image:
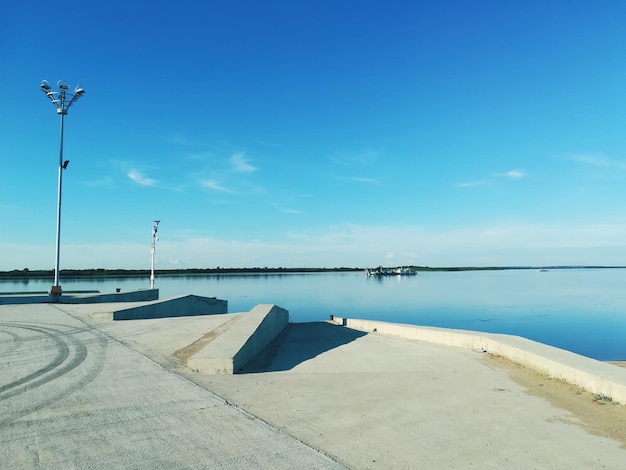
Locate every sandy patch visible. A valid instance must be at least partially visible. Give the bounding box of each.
[609,361,626,369]
[174,314,243,362]
[486,354,626,448]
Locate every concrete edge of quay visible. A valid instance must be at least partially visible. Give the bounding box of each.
[330,316,626,405]
[187,304,289,374]
[111,294,228,320]
[0,288,160,305]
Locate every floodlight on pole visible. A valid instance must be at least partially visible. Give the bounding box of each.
[40,80,85,300]
[151,220,160,289]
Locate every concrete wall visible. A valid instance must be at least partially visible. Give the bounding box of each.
[187,304,289,374]
[63,289,159,304]
[332,317,626,405]
[0,294,52,305]
[0,289,158,305]
[112,294,227,320]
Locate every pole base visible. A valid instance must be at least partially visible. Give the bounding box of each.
[49,285,62,301]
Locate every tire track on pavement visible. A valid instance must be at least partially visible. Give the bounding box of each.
[0,324,71,394]
[0,328,23,358]
[0,322,108,425]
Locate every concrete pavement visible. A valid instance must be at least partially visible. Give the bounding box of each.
[0,303,342,469]
[2,301,626,469]
[190,322,626,469]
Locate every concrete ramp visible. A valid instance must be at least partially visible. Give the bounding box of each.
[187,304,289,374]
[111,294,227,320]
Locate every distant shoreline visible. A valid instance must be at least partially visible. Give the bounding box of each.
[1,265,625,280]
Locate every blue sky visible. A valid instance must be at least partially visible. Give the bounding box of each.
[2,0,626,270]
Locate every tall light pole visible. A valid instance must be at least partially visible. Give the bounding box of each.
[40,80,85,300]
[151,220,160,289]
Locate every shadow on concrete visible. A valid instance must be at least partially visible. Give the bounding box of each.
[240,321,367,373]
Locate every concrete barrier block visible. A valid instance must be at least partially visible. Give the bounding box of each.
[187,304,289,374]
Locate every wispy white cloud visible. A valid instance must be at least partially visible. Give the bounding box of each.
[331,149,380,167]
[83,176,114,187]
[165,133,212,149]
[165,134,195,146]
[458,169,524,187]
[200,179,234,193]
[127,169,157,187]
[239,181,266,194]
[267,201,300,214]
[455,180,488,187]
[279,221,626,267]
[231,152,257,173]
[331,174,382,185]
[350,176,380,185]
[6,220,626,270]
[185,151,214,162]
[503,170,525,179]
[569,154,626,170]
[570,154,610,167]
[252,139,284,148]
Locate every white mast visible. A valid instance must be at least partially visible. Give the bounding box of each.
[150,220,160,289]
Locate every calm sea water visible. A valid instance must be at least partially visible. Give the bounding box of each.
[2,269,625,360]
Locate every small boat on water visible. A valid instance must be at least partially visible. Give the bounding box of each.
[537,268,549,272]
[365,266,418,277]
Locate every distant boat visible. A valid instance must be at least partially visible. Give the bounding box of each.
[365,266,418,277]
[537,268,548,272]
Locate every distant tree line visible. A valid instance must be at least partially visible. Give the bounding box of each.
[0,265,622,280]
[0,267,363,279]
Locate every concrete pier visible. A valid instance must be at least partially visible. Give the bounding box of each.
[1,299,625,469]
